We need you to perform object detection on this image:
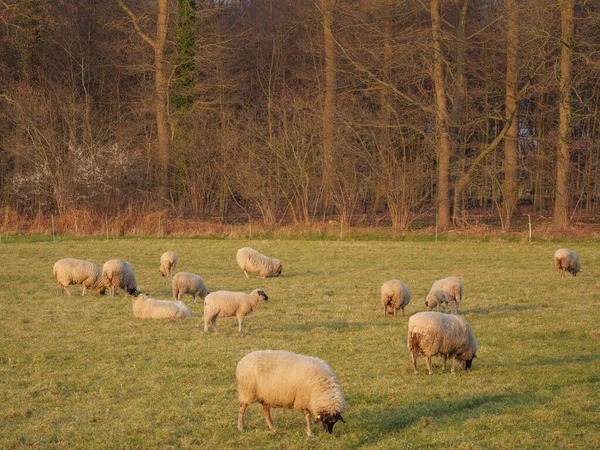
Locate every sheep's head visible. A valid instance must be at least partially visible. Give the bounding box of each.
[315,412,345,434]
[159,268,167,277]
[460,354,477,370]
[424,295,435,310]
[257,290,268,301]
[99,287,106,295]
[128,287,140,296]
[273,259,283,276]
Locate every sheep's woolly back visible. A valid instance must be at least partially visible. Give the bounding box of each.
[102,259,138,295]
[203,289,265,318]
[236,247,282,277]
[159,251,178,277]
[381,280,411,312]
[132,294,192,319]
[53,258,105,292]
[554,248,581,276]
[426,277,463,310]
[236,350,345,418]
[172,272,209,301]
[407,311,478,361]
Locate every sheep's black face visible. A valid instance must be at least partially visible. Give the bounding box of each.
[99,288,106,295]
[128,288,140,296]
[259,290,268,301]
[461,357,475,370]
[316,412,345,434]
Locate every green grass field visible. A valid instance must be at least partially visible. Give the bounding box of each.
[1,237,599,449]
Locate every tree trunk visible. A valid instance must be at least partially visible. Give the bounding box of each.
[320,0,336,213]
[155,0,171,201]
[554,0,574,229]
[431,0,452,230]
[502,0,519,231]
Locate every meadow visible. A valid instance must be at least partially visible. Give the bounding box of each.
[0,237,599,449]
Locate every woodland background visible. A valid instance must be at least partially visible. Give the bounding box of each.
[1,0,599,234]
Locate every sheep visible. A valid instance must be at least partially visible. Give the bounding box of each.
[554,248,581,277]
[203,289,268,333]
[424,277,463,314]
[172,272,209,303]
[52,258,106,296]
[132,293,192,319]
[381,280,412,318]
[407,311,478,375]
[159,250,178,277]
[236,350,346,436]
[102,259,139,297]
[236,247,282,278]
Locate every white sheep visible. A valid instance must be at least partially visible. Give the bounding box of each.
[203,289,268,332]
[172,272,209,302]
[52,258,106,296]
[102,259,139,297]
[381,280,411,318]
[425,277,463,314]
[236,350,346,436]
[554,248,581,277]
[407,311,478,375]
[132,293,192,319]
[159,250,178,277]
[236,247,282,278]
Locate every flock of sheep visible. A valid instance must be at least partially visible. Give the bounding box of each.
[51,245,581,437]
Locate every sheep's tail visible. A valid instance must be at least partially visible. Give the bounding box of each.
[407,331,421,354]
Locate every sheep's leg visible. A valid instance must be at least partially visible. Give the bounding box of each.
[303,409,314,436]
[211,316,218,332]
[64,285,72,296]
[192,294,197,303]
[237,403,248,431]
[81,285,87,296]
[393,308,397,318]
[383,306,387,318]
[442,355,447,371]
[237,315,244,333]
[451,357,457,373]
[244,270,249,278]
[425,356,434,375]
[401,307,405,317]
[411,353,419,375]
[262,403,275,431]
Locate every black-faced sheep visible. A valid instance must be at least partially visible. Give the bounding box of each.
[236,350,345,436]
[203,289,268,333]
[554,248,580,277]
[132,293,192,319]
[236,247,282,278]
[407,311,478,375]
[159,251,178,277]
[172,272,209,302]
[381,280,411,318]
[53,258,106,296]
[102,259,139,297]
[425,277,463,314]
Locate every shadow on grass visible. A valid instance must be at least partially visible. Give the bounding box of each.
[485,354,600,368]
[348,391,548,448]
[275,320,400,331]
[462,303,550,315]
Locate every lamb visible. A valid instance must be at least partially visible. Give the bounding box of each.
[554,248,581,277]
[172,272,209,302]
[424,277,463,314]
[159,250,178,277]
[407,311,478,375]
[52,258,106,296]
[381,280,412,318]
[236,350,346,436]
[203,289,268,332]
[132,293,192,319]
[102,259,139,297]
[236,247,282,278]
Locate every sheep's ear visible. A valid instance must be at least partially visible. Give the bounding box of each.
[337,413,346,423]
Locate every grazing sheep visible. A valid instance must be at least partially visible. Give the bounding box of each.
[53,258,106,296]
[132,293,192,319]
[203,289,268,333]
[172,272,209,303]
[236,350,346,436]
[102,259,139,297]
[381,280,412,318]
[159,251,178,277]
[554,248,581,277]
[236,247,282,278]
[407,311,478,375]
[425,277,463,314]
